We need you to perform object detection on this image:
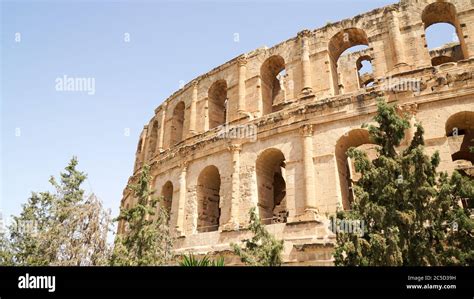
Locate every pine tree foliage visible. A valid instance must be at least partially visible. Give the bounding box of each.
[111,164,174,266]
[334,99,474,266]
[0,232,13,265]
[1,157,112,266]
[231,207,284,266]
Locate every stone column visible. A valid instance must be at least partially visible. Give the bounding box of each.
[188,81,198,136]
[298,30,313,95]
[387,8,408,72]
[327,50,338,96]
[176,162,188,236]
[158,102,167,152]
[256,77,263,117]
[204,97,209,132]
[249,165,259,218]
[225,144,241,230]
[398,103,418,146]
[141,125,148,157]
[301,124,318,214]
[237,56,247,116]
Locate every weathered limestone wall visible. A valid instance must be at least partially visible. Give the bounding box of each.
[119,0,474,265]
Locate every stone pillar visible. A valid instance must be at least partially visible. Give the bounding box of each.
[256,77,263,117]
[298,30,313,96]
[387,8,408,72]
[176,162,188,236]
[141,126,148,157]
[249,165,259,218]
[188,81,198,136]
[406,106,418,146]
[237,56,247,116]
[204,97,209,132]
[398,103,418,146]
[225,144,241,230]
[301,124,318,216]
[158,102,167,152]
[327,50,338,96]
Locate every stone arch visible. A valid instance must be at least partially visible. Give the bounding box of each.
[260,55,286,116]
[335,129,378,210]
[445,111,474,176]
[147,120,159,159]
[328,28,369,95]
[208,80,228,129]
[256,148,287,224]
[160,181,173,217]
[196,165,221,232]
[170,101,185,146]
[421,1,468,65]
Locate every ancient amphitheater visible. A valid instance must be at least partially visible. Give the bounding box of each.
[119,0,474,265]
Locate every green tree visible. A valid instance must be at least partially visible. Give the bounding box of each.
[231,207,284,266]
[111,164,174,266]
[334,99,474,266]
[3,157,112,266]
[0,230,13,265]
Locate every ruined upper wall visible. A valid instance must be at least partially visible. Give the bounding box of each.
[133,0,474,171]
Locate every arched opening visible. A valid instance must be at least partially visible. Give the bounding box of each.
[147,121,159,159]
[134,137,144,171]
[208,80,228,129]
[356,55,374,88]
[196,165,221,232]
[422,2,467,66]
[170,101,185,146]
[328,28,369,95]
[260,55,286,115]
[364,79,375,88]
[136,137,143,155]
[335,129,379,210]
[445,112,474,189]
[160,181,173,218]
[256,148,287,224]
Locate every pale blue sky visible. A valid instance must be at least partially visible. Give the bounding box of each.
[1,0,455,233]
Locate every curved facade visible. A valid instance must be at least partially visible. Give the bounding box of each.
[119,0,474,265]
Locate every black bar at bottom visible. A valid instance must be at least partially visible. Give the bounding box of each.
[0,266,471,298]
